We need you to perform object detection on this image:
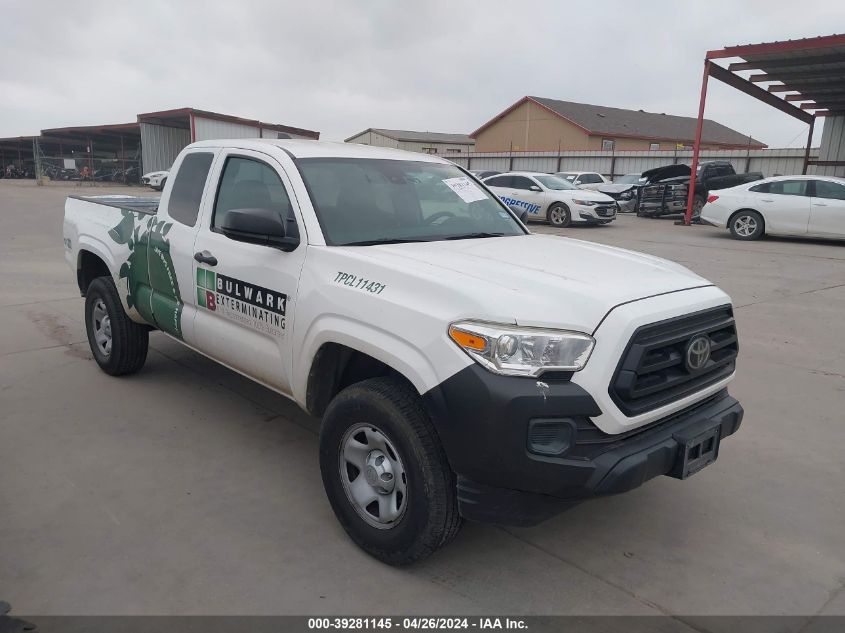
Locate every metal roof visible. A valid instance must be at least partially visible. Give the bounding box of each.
[471,96,765,148]
[346,128,475,144]
[137,107,319,139]
[708,34,845,116]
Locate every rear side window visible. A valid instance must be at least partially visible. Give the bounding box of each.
[510,176,536,190]
[212,156,293,231]
[813,180,845,201]
[484,175,512,188]
[754,180,808,196]
[168,152,214,226]
[580,173,603,184]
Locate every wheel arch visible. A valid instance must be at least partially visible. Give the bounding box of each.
[299,318,453,418]
[76,242,117,295]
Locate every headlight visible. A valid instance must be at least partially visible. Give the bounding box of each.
[619,191,633,200]
[448,321,595,376]
[572,199,597,206]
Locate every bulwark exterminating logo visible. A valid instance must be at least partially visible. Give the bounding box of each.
[196,268,286,337]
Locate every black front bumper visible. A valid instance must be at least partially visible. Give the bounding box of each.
[423,365,743,527]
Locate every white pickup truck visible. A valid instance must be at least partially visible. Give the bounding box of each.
[63,140,743,565]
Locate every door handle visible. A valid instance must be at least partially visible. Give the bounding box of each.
[760,198,774,202]
[194,250,218,266]
[813,203,828,207]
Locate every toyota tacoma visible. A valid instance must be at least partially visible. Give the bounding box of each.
[63,140,743,565]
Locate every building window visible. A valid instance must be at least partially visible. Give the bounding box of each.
[422,147,438,154]
[445,148,461,154]
[649,142,660,151]
[601,139,615,151]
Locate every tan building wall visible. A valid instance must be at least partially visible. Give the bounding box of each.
[346,130,474,155]
[473,100,735,152]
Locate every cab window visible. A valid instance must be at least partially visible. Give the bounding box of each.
[813,180,845,201]
[168,152,213,226]
[212,156,294,231]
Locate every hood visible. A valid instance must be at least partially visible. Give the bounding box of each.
[642,164,691,183]
[340,234,710,333]
[595,183,635,194]
[561,188,615,202]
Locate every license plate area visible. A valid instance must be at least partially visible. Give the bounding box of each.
[670,425,721,479]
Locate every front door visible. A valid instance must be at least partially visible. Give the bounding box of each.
[192,150,307,394]
[809,179,845,238]
[753,179,810,236]
[505,175,547,219]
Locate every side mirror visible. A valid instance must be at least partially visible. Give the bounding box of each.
[219,208,300,252]
[529,185,542,192]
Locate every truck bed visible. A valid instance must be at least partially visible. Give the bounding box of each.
[68,195,160,215]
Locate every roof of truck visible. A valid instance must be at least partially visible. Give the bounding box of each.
[187,139,447,162]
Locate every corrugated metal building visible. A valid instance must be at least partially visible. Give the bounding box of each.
[345,128,474,156]
[138,108,320,172]
[816,115,845,177]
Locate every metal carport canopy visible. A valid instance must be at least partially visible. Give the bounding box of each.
[682,33,845,225]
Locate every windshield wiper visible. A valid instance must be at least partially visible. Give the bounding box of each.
[442,232,505,240]
[341,237,430,246]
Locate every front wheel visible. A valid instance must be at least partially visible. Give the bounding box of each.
[319,376,461,565]
[547,203,571,227]
[729,210,765,240]
[85,276,149,375]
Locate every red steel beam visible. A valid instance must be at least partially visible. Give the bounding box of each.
[728,51,845,72]
[707,34,845,60]
[683,60,711,227]
[749,68,845,83]
[708,63,814,124]
[802,117,815,175]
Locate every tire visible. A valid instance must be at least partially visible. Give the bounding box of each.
[84,276,149,376]
[547,203,571,227]
[728,210,765,241]
[158,178,167,191]
[319,376,462,566]
[691,195,706,221]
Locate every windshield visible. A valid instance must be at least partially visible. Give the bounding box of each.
[297,158,526,246]
[534,175,579,190]
[616,174,643,184]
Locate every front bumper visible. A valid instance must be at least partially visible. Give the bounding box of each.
[424,364,743,527]
[575,204,617,223]
[640,200,686,216]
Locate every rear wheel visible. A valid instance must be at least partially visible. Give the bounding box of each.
[319,376,461,565]
[547,203,571,227]
[729,210,765,240]
[84,276,149,375]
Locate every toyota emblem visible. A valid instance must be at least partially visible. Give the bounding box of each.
[685,335,711,372]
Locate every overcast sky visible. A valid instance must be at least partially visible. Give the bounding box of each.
[2,0,843,146]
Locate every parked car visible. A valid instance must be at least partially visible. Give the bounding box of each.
[639,161,763,220]
[141,170,169,191]
[701,175,845,241]
[484,172,617,226]
[63,139,743,564]
[556,171,610,189]
[468,169,501,180]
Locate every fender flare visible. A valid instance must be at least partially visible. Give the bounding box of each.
[293,314,450,406]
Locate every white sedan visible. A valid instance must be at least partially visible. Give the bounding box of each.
[483,172,617,226]
[141,170,169,191]
[701,175,845,241]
